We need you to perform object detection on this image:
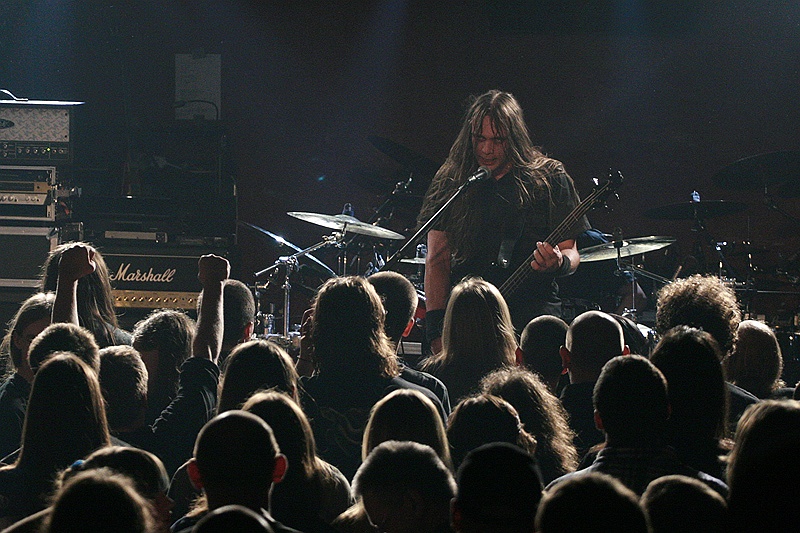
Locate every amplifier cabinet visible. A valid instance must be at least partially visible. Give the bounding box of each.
[103,246,228,310]
[0,100,82,165]
[0,226,58,288]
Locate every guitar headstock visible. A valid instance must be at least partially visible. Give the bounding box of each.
[590,170,624,210]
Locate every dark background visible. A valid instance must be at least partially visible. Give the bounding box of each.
[2,0,799,329]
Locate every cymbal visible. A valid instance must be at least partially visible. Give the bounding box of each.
[239,220,336,276]
[368,135,440,182]
[287,211,405,240]
[712,150,800,192]
[238,221,336,277]
[579,236,676,263]
[643,200,747,221]
[400,257,426,265]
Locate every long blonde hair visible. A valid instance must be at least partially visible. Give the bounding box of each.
[422,277,516,375]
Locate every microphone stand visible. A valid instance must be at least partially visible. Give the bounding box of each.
[381,173,484,271]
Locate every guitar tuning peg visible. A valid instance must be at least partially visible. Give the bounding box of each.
[592,177,600,186]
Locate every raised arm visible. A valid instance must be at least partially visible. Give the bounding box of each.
[52,244,96,325]
[192,254,230,362]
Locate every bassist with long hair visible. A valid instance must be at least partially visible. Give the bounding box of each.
[417,90,590,352]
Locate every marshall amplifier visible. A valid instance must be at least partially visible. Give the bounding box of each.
[103,247,228,309]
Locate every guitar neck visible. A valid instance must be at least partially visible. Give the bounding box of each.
[499,180,614,299]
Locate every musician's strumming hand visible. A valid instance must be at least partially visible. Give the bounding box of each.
[531,241,563,273]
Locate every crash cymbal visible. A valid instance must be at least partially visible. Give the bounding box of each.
[579,236,676,263]
[238,221,336,277]
[712,150,800,192]
[287,211,405,240]
[643,201,747,221]
[368,135,440,182]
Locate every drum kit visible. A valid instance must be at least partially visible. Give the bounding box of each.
[243,135,438,346]
[245,146,800,352]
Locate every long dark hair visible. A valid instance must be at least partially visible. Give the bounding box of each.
[9,353,110,476]
[244,391,347,530]
[311,276,398,378]
[216,340,299,413]
[0,292,54,375]
[41,242,120,347]
[481,367,577,483]
[421,278,516,400]
[417,90,559,263]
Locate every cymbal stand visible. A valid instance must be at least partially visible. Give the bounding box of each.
[338,175,414,276]
[254,232,343,335]
[690,213,739,280]
[611,236,672,321]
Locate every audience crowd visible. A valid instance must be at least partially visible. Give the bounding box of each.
[0,241,798,532]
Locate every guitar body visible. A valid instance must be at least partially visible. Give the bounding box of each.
[446,169,623,330]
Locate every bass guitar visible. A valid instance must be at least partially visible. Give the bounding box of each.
[498,170,624,299]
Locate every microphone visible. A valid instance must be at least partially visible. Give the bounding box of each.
[465,166,492,185]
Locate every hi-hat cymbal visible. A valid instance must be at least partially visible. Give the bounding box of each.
[712,150,800,192]
[287,211,405,240]
[579,236,676,263]
[400,257,426,265]
[643,200,747,221]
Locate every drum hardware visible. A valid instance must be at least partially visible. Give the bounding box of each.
[644,192,747,279]
[578,235,677,263]
[287,209,404,277]
[254,230,344,337]
[287,211,406,240]
[239,221,335,278]
[367,135,440,194]
[642,199,748,221]
[579,232,676,322]
[712,150,800,195]
[712,151,800,271]
[258,210,406,334]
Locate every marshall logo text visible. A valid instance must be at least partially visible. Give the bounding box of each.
[110,263,176,284]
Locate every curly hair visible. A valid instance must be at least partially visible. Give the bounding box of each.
[131,309,195,420]
[656,274,741,354]
[416,90,558,264]
[446,394,537,470]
